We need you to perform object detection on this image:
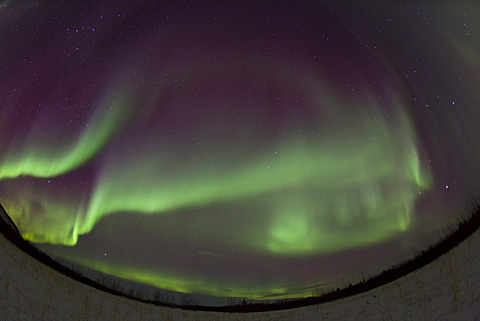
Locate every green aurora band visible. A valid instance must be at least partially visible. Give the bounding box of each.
[0,71,434,298]
[60,253,319,300]
[0,91,134,180]
[29,101,431,298]
[0,92,431,252]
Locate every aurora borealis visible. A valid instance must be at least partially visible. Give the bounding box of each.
[1,1,480,303]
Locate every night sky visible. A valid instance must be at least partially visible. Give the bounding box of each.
[1,1,480,302]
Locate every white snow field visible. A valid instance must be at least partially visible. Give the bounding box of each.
[1,216,480,321]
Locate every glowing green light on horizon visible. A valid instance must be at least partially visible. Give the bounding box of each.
[59,253,317,300]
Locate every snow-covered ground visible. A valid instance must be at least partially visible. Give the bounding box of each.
[1,224,479,320]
